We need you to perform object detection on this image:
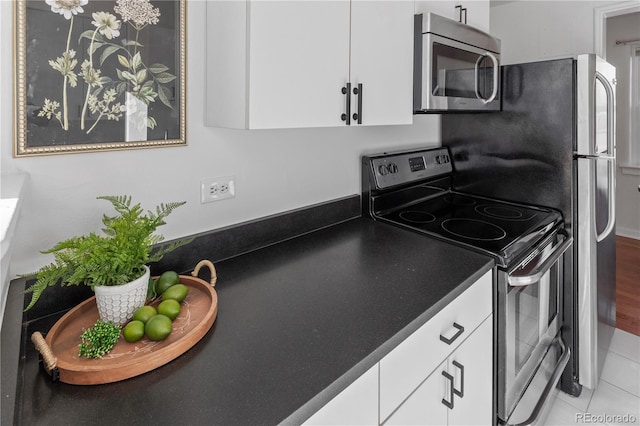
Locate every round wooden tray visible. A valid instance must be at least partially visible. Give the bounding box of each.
[32,263,218,385]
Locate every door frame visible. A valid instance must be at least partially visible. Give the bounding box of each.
[594,1,640,58]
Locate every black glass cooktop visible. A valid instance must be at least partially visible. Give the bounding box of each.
[378,191,563,267]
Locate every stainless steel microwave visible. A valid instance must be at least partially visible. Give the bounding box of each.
[414,13,501,112]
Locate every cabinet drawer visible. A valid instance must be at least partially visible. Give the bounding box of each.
[384,358,448,425]
[379,270,492,421]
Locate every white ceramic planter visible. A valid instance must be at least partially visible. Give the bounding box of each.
[94,266,150,325]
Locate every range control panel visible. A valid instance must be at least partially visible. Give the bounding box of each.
[369,147,452,189]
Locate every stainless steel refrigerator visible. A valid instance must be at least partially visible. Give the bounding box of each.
[442,54,617,396]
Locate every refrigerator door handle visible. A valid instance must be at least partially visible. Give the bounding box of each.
[594,72,616,243]
[596,157,616,242]
[596,71,616,156]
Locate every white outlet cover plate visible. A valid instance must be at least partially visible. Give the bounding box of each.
[201,176,235,203]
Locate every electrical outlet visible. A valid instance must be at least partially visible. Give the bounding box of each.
[201,176,235,203]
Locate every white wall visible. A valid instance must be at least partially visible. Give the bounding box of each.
[491,1,612,64]
[0,0,441,278]
[607,12,640,239]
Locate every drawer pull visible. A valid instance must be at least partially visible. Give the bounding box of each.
[452,360,464,398]
[442,370,455,409]
[440,322,465,345]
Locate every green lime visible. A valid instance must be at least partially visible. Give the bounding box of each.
[155,271,180,295]
[161,284,189,303]
[132,305,157,323]
[157,299,181,321]
[123,320,145,343]
[145,314,173,341]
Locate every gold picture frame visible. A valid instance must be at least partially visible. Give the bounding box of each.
[14,0,186,157]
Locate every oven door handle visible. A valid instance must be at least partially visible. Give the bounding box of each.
[508,235,572,287]
[508,337,570,426]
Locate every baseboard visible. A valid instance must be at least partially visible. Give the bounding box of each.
[616,227,640,240]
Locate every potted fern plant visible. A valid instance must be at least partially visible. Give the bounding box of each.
[24,195,192,325]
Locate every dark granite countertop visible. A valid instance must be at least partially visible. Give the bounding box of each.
[3,217,493,426]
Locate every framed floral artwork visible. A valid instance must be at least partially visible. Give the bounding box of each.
[13,0,186,156]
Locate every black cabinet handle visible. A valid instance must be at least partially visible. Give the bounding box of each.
[452,360,464,398]
[455,5,467,24]
[341,83,351,125]
[352,83,362,124]
[440,322,465,345]
[442,370,455,409]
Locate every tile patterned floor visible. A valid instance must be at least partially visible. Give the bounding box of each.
[546,328,640,425]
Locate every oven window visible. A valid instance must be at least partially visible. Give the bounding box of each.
[431,43,495,99]
[512,284,540,370]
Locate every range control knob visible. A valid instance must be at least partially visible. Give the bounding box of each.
[378,164,389,175]
[436,155,450,165]
[388,163,398,174]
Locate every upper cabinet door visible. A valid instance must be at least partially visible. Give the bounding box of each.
[205,0,413,129]
[350,1,414,126]
[247,1,351,129]
[415,1,490,33]
[461,1,490,33]
[415,0,458,21]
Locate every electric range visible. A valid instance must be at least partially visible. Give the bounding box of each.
[362,147,572,425]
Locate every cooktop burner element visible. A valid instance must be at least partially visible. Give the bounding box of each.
[399,211,436,224]
[441,218,507,241]
[475,204,538,221]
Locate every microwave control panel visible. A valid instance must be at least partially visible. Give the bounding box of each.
[369,148,452,189]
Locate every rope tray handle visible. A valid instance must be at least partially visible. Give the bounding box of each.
[32,331,60,381]
[192,260,217,287]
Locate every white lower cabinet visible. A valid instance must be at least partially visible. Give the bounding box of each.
[303,364,379,425]
[379,270,492,421]
[384,316,493,426]
[383,358,449,425]
[448,316,493,425]
[303,270,493,425]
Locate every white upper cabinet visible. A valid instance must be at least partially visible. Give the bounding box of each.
[415,1,490,33]
[205,1,413,129]
[349,1,414,127]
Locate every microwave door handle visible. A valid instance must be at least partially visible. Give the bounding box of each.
[474,56,483,101]
[508,235,572,287]
[474,52,499,104]
[483,52,499,104]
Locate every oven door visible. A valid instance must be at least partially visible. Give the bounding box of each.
[416,33,500,112]
[497,231,572,425]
